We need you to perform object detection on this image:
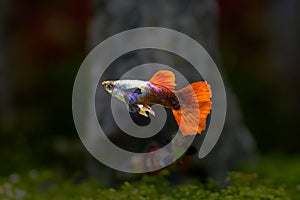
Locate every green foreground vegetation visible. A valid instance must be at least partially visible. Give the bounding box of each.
[0,154,299,200]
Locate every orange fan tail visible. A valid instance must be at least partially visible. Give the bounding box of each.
[172,82,212,135]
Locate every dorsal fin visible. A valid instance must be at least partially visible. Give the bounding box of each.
[149,70,176,90]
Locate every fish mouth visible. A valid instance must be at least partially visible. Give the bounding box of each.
[101,81,108,87]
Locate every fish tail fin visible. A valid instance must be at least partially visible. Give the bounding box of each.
[172,82,212,135]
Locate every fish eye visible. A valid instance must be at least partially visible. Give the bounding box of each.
[107,83,113,90]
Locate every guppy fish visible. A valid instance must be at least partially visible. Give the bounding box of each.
[102,70,212,135]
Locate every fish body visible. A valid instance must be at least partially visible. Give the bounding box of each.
[107,80,180,110]
[102,70,212,135]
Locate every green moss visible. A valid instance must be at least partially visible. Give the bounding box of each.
[0,154,299,200]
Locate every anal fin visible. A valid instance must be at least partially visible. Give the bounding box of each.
[137,104,155,117]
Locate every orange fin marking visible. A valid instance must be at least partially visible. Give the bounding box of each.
[172,82,212,135]
[149,70,176,90]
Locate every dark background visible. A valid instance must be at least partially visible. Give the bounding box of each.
[0,0,299,177]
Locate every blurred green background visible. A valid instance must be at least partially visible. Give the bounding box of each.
[0,0,299,192]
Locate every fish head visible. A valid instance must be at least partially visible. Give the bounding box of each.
[102,80,116,94]
[102,80,144,103]
[102,80,126,102]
